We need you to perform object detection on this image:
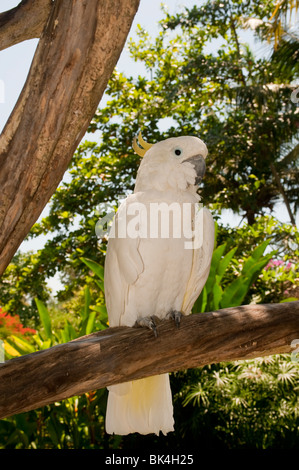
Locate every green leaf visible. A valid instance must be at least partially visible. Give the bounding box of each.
[59,321,78,343]
[212,276,223,310]
[280,297,299,302]
[86,311,97,335]
[5,335,35,355]
[95,279,105,293]
[35,298,53,340]
[59,326,70,344]
[242,240,270,274]
[205,243,227,293]
[220,276,250,308]
[84,286,91,315]
[216,246,237,281]
[81,257,104,280]
[193,284,209,313]
[64,320,77,341]
[90,304,108,329]
[243,254,273,286]
[220,253,272,308]
[90,304,107,315]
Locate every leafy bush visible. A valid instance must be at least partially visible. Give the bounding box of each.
[170,355,299,449]
[193,239,274,313]
[0,258,118,449]
[216,215,299,304]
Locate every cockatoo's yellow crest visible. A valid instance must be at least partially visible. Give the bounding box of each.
[132,131,153,157]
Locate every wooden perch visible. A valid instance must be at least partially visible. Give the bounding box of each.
[0,301,298,420]
[0,0,140,275]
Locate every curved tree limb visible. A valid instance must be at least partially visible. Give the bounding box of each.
[0,301,298,419]
[0,0,140,275]
[0,0,52,51]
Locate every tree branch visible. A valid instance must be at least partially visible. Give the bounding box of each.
[0,0,52,52]
[0,0,140,275]
[0,301,298,419]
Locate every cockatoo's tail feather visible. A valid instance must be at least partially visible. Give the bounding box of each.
[106,374,174,435]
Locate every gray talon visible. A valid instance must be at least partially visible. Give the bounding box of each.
[167,310,182,329]
[135,315,158,337]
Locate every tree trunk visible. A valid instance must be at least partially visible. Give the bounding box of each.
[270,162,296,226]
[0,0,140,276]
[246,208,256,225]
[0,301,298,419]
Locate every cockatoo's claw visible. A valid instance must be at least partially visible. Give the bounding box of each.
[166,310,182,329]
[135,316,158,337]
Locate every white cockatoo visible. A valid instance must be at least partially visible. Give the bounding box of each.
[104,132,214,435]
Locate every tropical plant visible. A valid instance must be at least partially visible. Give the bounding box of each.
[0,259,116,449]
[3,257,107,361]
[169,354,299,449]
[216,215,299,304]
[193,238,275,313]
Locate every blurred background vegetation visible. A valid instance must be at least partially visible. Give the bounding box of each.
[0,0,298,449]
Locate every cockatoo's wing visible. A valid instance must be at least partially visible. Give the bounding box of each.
[104,195,144,327]
[182,207,215,315]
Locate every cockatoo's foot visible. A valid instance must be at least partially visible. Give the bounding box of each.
[166,310,182,328]
[135,316,158,337]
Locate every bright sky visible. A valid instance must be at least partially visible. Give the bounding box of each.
[0,1,296,292]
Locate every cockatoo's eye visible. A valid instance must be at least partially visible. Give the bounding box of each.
[173,147,183,157]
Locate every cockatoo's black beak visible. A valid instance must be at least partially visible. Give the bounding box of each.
[182,154,206,184]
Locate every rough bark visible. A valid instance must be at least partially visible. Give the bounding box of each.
[0,0,52,52]
[0,301,298,419]
[0,0,140,275]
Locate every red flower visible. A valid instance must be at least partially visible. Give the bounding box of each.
[0,307,36,339]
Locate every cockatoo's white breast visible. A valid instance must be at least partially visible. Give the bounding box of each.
[120,190,198,326]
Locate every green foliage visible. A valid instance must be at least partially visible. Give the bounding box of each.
[170,355,299,449]
[217,215,299,304]
[0,251,51,325]
[3,258,107,360]
[194,239,274,313]
[0,391,112,449]
[0,261,116,449]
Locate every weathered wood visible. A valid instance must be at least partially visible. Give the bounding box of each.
[0,0,52,52]
[0,0,140,275]
[0,301,298,419]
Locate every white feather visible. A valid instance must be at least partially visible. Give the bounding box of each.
[104,136,214,435]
